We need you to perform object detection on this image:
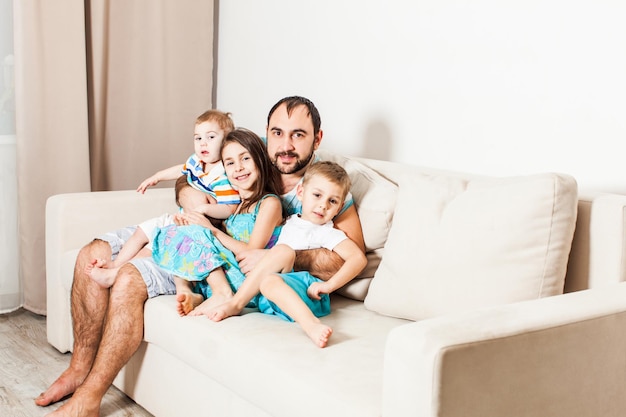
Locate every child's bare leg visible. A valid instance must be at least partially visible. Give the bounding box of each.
[188,268,233,316]
[85,258,119,288]
[175,277,204,316]
[207,245,296,322]
[259,274,332,348]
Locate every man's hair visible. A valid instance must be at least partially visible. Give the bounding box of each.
[196,109,235,135]
[302,161,351,202]
[267,96,321,137]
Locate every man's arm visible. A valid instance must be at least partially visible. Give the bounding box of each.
[294,205,365,280]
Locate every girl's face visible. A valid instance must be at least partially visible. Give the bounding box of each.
[222,141,259,198]
[194,120,225,167]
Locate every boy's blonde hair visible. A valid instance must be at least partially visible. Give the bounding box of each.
[302,161,351,202]
[196,109,235,135]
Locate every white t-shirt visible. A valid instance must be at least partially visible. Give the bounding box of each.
[276,214,347,251]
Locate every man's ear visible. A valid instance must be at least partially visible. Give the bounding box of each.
[313,129,323,150]
[296,183,304,201]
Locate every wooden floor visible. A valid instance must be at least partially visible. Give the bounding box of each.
[0,308,153,417]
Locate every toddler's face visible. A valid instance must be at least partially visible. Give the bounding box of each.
[194,121,225,166]
[297,176,344,225]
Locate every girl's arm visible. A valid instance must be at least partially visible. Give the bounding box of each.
[307,238,367,300]
[184,196,283,256]
[137,164,185,193]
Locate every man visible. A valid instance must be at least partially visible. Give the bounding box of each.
[36,96,365,416]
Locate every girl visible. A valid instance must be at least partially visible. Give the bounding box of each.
[152,128,285,315]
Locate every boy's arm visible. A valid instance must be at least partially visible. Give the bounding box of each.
[110,227,150,267]
[294,205,365,279]
[307,238,367,299]
[137,164,185,193]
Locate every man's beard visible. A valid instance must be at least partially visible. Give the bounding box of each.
[272,148,315,175]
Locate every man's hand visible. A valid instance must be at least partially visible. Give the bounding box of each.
[236,249,269,275]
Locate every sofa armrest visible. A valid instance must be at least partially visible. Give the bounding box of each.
[45,188,178,352]
[383,283,626,417]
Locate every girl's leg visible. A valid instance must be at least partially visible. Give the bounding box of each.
[259,274,332,348]
[174,276,204,316]
[207,245,296,321]
[188,268,234,316]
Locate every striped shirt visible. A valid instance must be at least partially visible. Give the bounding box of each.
[182,155,241,205]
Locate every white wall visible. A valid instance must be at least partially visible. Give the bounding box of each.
[215,0,626,193]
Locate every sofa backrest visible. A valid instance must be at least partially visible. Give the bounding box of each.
[342,153,626,295]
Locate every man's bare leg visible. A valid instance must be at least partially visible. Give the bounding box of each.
[259,274,332,348]
[45,263,149,416]
[36,240,111,407]
[207,245,295,321]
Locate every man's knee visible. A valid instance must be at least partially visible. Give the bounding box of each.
[114,263,147,294]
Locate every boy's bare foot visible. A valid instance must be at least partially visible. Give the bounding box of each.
[302,322,333,348]
[189,292,237,318]
[35,367,86,407]
[176,292,204,316]
[85,259,116,289]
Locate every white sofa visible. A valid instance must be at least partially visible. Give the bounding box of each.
[46,151,626,417]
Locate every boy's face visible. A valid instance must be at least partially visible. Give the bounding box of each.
[194,120,225,166]
[266,104,322,175]
[297,175,344,225]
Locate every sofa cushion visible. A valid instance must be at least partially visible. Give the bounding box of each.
[364,172,578,321]
[317,150,398,300]
[143,294,409,417]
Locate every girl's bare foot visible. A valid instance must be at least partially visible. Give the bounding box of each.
[189,294,238,318]
[85,259,117,289]
[35,367,87,407]
[302,322,333,348]
[176,292,204,316]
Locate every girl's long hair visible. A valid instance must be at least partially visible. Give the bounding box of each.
[222,128,285,216]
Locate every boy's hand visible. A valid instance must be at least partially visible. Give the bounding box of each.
[307,282,331,300]
[137,175,159,193]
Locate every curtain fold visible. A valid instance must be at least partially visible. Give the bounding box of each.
[14,0,214,314]
[14,0,91,315]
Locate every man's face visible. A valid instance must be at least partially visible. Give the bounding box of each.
[266,104,321,175]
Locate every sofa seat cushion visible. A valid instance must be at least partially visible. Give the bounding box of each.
[143,295,409,417]
[365,172,578,321]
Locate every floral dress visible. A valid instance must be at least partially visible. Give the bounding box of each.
[152,195,281,303]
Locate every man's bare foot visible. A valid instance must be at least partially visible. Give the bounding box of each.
[176,292,204,316]
[85,259,117,289]
[35,367,87,407]
[302,322,333,348]
[42,388,100,417]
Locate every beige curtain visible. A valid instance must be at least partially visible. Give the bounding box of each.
[14,0,214,314]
